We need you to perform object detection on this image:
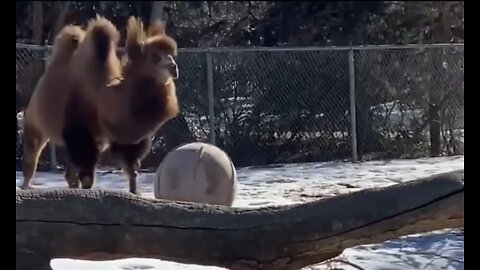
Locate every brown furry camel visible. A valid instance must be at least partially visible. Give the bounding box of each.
[21,16,180,194]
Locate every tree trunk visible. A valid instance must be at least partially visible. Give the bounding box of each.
[32,2,43,44]
[51,1,71,42]
[429,103,441,157]
[16,170,464,270]
[429,1,452,158]
[150,1,166,23]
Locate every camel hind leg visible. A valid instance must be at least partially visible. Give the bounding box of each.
[109,138,152,194]
[62,122,99,189]
[21,122,48,189]
[64,156,80,188]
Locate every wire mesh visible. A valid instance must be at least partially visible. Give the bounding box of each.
[15,43,464,170]
[354,46,464,160]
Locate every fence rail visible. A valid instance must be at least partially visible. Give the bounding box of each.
[16,43,464,171]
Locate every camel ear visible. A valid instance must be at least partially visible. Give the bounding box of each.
[126,16,146,61]
[147,20,166,36]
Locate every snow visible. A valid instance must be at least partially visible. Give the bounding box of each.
[16,155,464,270]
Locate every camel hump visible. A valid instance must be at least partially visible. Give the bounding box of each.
[86,15,120,64]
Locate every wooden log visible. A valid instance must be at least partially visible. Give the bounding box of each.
[16,170,464,270]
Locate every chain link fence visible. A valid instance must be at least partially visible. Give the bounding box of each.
[16,45,48,170]
[16,43,464,171]
[354,46,464,160]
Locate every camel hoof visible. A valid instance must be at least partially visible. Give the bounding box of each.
[20,184,34,190]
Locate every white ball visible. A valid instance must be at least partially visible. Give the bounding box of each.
[153,142,237,206]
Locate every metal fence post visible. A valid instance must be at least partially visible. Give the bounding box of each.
[206,50,216,145]
[43,47,59,171]
[348,46,358,163]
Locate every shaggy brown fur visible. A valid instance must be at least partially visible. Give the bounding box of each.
[21,16,122,190]
[21,16,180,194]
[98,17,179,144]
[96,17,180,193]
